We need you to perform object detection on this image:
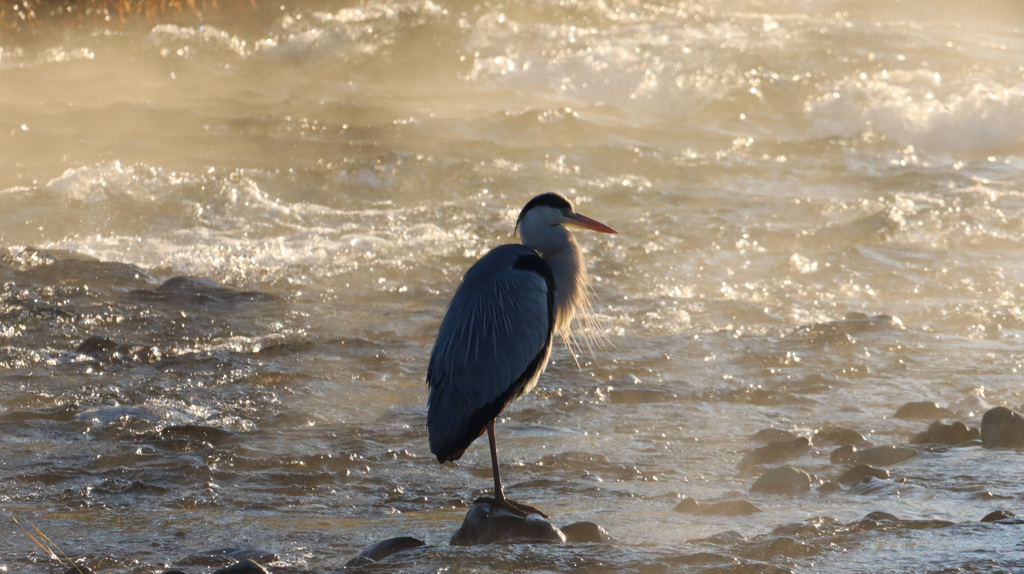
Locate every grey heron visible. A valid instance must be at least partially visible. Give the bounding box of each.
[426,191,616,516]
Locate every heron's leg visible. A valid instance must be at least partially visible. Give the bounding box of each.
[482,419,549,519]
[486,420,505,502]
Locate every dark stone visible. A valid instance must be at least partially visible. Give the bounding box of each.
[561,521,613,543]
[211,560,270,574]
[697,500,762,516]
[849,445,917,467]
[450,499,565,546]
[830,444,856,464]
[180,548,276,568]
[750,466,812,495]
[836,464,890,485]
[912,421,980,445]
[738,437,810,469]
[345,536,426,566]
[817,480,844,494]
[894,401,955,420]
[63,566,95,574]
[981,510,1016,523]
[982,407,1024,448]
[75,335,118,357]
[673,497,700,513]
[161,571,187,574]
[750,428,799,443]
[864,511,899,522]
[159,424,236,445]
[2,403,78,422]
[814,426,865,446]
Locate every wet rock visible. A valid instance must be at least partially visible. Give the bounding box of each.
[133,275,276,307]
[212,559,271,574]
[159,424,236,446]
[911,421,980,445]
[750,466,812,495]
[345,536,426,566]
[697,500,762,516]
[673,497,700,513]
[75,335,118,358]
[817,480,844,494]
[59,336,163,366]
[813,425,866,446]
[981,407,1024,448]
[750,428,799,443]
[894,401,954,420]
[836,445,917,467]
[864,511,898,522]
[830,444,856,464]
[63,566,95,574]
[836,464,890,485]
[2,403,78,422]
[738,437,810,469]
[981,510,1016,523]
[450,499,565,546]
[180,548,277,568]
[561,521,613,543]
[738,535,818,560]
[850,511,954,531]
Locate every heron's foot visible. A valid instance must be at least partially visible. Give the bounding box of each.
[474,496,549,519]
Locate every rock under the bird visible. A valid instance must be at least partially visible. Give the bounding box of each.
[981,407,1024,448]
[450,499,566,546]
[345,536,426,567]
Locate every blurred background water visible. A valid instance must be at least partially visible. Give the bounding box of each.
[1,0,1024,571]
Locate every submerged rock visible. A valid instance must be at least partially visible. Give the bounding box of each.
[750,466,812,495]
[831,444,917,467]
[813,425,866,446]
[911,421,980,445]
[750,428,799,443]
[894,401,954,420]
[836,464,889,485]
[673,497,700,513]
[738,437,810,469]
[981,407,1024,448]
[981,510,1016,523]
[560,521,614,543]
[698,500,762,516]
[211,559,271,574]
[346,536,426,566]
[450,499,566,546]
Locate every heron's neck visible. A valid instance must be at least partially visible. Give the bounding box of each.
[537,236,587,334]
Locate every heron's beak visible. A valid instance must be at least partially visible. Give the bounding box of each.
[565,212,617,234]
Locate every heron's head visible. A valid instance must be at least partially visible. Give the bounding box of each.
[515,192,616,252]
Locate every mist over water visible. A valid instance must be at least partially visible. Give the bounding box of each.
[2,0,1024,571]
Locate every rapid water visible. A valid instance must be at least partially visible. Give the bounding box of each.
[1,0,1024,571]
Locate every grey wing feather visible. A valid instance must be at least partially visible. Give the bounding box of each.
[426,244,553,461]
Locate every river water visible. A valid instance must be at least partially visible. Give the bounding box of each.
[1,0,1024,572]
